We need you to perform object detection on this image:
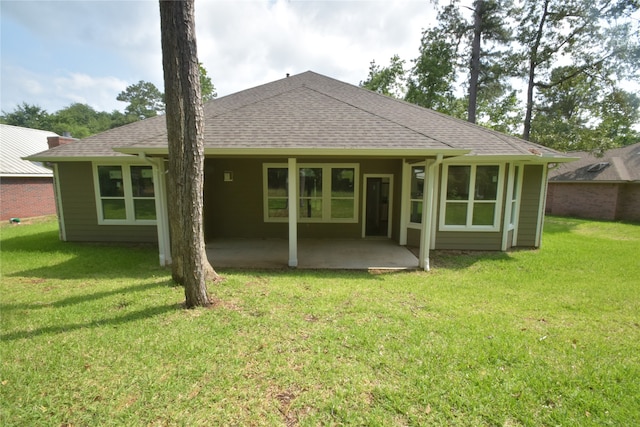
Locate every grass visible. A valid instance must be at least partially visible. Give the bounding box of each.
[1,216,639,426]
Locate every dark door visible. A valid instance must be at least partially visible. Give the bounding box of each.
[365,178,389,236]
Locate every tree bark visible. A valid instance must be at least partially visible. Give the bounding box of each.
[159,0,218,308]
[467,0,483,124]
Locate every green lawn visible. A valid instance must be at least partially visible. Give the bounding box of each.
[1,216,639,426]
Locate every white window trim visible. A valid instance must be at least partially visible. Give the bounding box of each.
[439,163,505,232]
[508,164,523,232]
[92,162,158,225]
[408,162,426,229]
[263,163,359,223]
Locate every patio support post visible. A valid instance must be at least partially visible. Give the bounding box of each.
[139,153,171,266]
[288,157,298,267]
[399,159,410,245]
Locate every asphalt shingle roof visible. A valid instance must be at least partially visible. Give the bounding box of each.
[548,142,640,182]
[0,124,57,176]
[28,71,571,161]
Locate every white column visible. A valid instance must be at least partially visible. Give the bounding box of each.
[419,159,433,270]
[152,159,171,266]
[288,157,298,267]
[399,159,410,245]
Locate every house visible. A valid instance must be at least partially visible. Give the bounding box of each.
[27,71,576,270]
[0,124,60,221]
[547,142,640,222]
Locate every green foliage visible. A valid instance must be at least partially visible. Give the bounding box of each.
[0,102,51,130]
[116,80,165,119]
[517,0,640,142]
[405,28,459,113]
[359,55,406,98]
[531,66,640,152]
[1,217,639,425]
[199,63,217,102]
[361,0,640,147]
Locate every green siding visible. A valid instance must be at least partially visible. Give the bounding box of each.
[203,158,403,240]
[58,162,158,243]
[516,164,543,247]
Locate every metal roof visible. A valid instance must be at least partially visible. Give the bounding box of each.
[0,124,57,177]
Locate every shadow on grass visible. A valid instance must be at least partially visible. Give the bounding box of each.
[429,250,513,270]
[2,229,161,280]
[543,216,586,234]
[0,280,171,312]
[0,301,178,342]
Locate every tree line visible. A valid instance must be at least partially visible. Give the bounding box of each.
[361,0,640,153]
[0,64,216,139]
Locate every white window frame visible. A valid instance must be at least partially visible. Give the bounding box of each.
[93,163,157,225]
[508,165,523,231]
[263,163,359,223]
[408,163,426,228]
[439,163,505,232]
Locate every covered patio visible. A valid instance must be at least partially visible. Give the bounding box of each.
[205,239,419,270]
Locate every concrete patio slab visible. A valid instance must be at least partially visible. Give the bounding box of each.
[205,238,419,270]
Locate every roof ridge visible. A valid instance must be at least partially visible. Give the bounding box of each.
[610,156,631,181]
[301,72,559,156]
[301,79,458,150]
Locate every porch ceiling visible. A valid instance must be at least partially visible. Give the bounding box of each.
[205,239,419,270]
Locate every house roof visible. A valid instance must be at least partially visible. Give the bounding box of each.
[27,71,572,162]
[548,142,640,183]
[0,124,57,177]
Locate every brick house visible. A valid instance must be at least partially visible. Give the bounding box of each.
[0,124,70,221]
[546,142,640,222]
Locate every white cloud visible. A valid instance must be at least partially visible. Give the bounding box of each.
[2,0,438,113]
[1,65,129,113]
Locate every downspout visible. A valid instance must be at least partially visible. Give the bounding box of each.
[535,162,552,248]
[139,153,171,266]
[52,163,67,241]
[419,154,443,271]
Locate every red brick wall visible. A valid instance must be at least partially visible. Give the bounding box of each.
[616,184,640,222]
[546,182,619,220]
[0,177,56,221]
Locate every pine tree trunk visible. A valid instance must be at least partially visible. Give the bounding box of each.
[159,0,218,308]
[523,0,550,141]
[467,0,483,124]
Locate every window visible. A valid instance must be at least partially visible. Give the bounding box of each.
[409,165,425,224]
[265,167,289,218]
[440,164,503,231]
[263,163,358,223]
[94,164,156,224]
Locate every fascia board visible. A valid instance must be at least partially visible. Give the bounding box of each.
[114,147,471,157]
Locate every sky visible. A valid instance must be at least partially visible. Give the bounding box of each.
[1,0,442,115]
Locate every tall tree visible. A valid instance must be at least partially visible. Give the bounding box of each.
[116,80,165,119]
[159,0,218,308]
[517,0,640,140]
[405,26,460,114]
[0,103,51,130]
[50,103,113,139]
[531,66,640,152]
[359,55,406,98]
